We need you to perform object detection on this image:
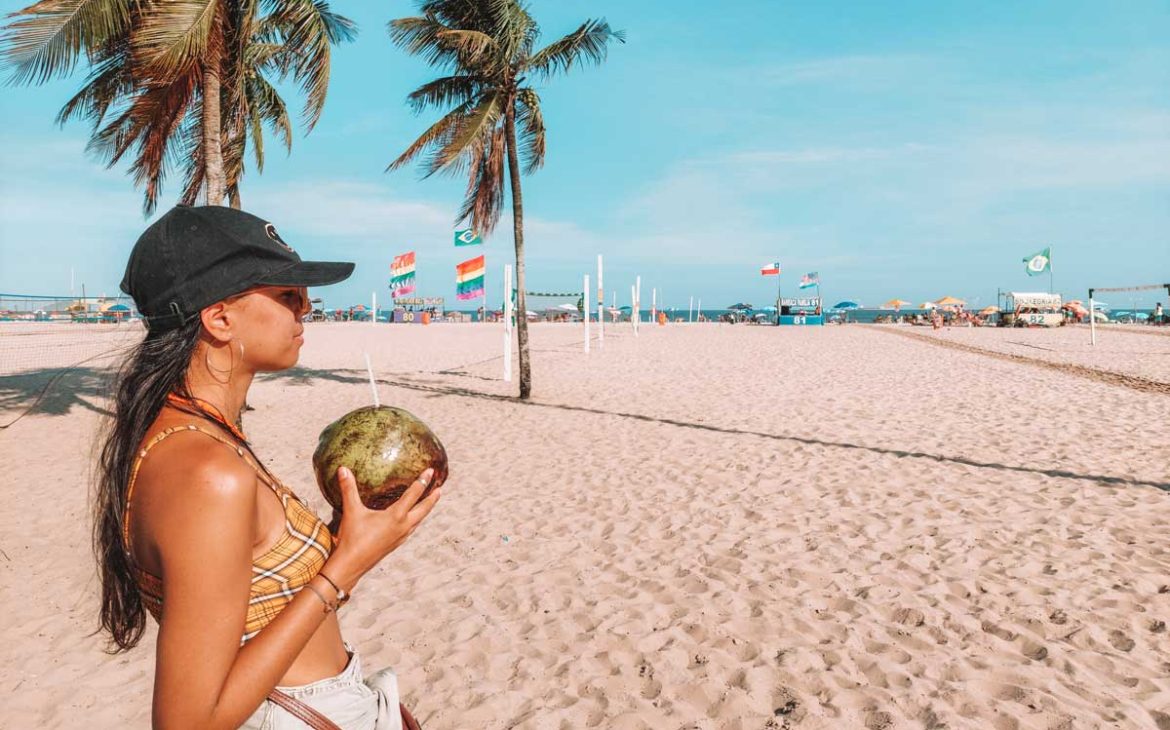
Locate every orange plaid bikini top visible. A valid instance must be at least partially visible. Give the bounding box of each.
[123,424,334,644]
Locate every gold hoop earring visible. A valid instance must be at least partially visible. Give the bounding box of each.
[204,341,235,385]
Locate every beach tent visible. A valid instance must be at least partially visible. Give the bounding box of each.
[882,299,911,310]
[935,296,966,307]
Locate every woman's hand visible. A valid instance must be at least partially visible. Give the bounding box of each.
[324,467,442,592]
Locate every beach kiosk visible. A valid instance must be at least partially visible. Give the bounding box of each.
[1001,292,1063,327]
[392,296,445,323]
[778,296,824,325]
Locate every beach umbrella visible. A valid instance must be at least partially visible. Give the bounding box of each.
[1091,301,1109,309]
[618,305,632,311]
[918,302,937,309]
[979,305,998,315]
[833,301,860,310]
[935,296,966,307]
[758,305,777,313]
[882,299,912,310]
[728,302,753,310]
[556,303,577,311]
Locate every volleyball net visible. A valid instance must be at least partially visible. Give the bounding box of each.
[0,294,144,376]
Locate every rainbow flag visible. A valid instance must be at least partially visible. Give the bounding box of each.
[455,254,485,300]
[390,252,416,297]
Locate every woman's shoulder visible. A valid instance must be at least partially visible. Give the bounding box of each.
[134,420,260,518]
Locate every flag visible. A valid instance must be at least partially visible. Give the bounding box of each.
[799,271,819,289]
[760,262,781,276]
[1022,247,1051,276]
[390,252,416,297]
[455,229,482,247]
[455,254,485,300]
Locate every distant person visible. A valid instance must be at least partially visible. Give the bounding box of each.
[1155,302,1164,324]
[100,206,438,729]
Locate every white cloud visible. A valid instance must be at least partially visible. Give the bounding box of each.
[758,54,933,88]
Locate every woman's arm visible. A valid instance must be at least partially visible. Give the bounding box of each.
[150,447,335,729]
[149,451,440,729]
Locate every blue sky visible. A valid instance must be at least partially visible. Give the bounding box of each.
[1,0,1167,310]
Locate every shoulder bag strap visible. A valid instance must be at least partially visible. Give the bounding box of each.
[267,690,423,730]
[266,690,342,730]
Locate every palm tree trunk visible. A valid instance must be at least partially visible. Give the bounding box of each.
[202,59,226,206]
[503,100,531,399]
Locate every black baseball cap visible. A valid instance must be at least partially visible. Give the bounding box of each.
[121,205,354,331]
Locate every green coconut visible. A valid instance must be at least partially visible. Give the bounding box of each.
[313,406,448,511]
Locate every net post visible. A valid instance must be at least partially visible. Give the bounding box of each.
[1089,288,1096,346]
[597,255,604,348]
[584,274,591,354]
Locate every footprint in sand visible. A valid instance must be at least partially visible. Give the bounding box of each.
[892,607,926,627]
[1108,629,1136,652]
[980,620,1018,642]
[864,710,896,729]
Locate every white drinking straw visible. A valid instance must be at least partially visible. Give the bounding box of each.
[363,351,380,407]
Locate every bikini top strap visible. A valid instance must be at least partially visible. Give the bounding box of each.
[122,424,284,559]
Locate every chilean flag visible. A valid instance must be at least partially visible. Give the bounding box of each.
[760,262,781,276]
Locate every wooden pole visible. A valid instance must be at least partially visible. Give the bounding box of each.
[597,255,604,348]
[584,274,591,354]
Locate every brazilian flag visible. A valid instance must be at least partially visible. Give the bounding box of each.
[1022,247,1051,276]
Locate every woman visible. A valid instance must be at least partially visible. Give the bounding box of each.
[94,205,441,729]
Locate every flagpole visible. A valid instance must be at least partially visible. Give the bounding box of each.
[1053,246,1062,294]
[776,262,782,326]
[817,282,823,326]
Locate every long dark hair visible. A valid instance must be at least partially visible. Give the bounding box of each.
[93,318,202,652]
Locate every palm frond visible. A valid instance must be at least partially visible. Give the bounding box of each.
[526,18,623,78]
[246,71,291,153]
[434,28,494,64]
[85,66,200,213]
[54,42,132,127]
[406,73,480,114]
[268,0,355,129]
[455,122,505,235]
[385,97,472,172]
[388,14,497,71]
[0,0,129,85]
[176,101,205,205]
[422,89,501,177]
[130,0,220,82]
[515,86,543,174]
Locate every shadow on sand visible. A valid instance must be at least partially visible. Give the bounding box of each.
[263,366,1169,492]
[0,366,115,428]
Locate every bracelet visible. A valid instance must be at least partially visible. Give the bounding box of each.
[317,570,350,605]
[304,581,337,614]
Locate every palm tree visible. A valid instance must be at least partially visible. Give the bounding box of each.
[387,0,623,399]
[1,0,354,213]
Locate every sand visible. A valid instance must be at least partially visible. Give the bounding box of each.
[1,321,1168,729]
